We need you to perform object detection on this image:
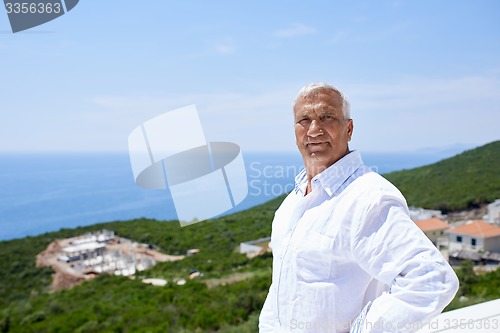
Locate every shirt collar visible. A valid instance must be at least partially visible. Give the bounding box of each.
[294,150,364,196]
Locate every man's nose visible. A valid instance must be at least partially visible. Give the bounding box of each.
[307,119,323,137]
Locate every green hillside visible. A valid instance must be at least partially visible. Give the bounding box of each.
[1,142,499,332]
[0,196,284,333]
[384,141,500,212]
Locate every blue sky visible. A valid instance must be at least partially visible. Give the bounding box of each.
[0,0,499,153]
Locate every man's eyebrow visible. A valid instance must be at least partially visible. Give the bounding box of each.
[318,109,340,116]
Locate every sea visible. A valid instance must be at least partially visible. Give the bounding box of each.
[0,150,461,241]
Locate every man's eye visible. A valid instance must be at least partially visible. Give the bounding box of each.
[322,115,334,120]
[297,118,310,125]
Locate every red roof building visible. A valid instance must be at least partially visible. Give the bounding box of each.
[414,217,449,246]
[446,219,500,253]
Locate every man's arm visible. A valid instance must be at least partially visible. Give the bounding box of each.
[259,284,275,332]
[351,195,459,332]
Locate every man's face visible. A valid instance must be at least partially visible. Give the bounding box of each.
[294,89,353,174]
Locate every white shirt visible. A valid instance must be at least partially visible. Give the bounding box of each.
[259,151,458,333]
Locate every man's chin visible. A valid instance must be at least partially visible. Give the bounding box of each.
[305,152,329,165]
[307,148,329,156]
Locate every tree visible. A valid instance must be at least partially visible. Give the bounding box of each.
[456,260,477,296]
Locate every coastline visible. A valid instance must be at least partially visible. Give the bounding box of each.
[0,150,461,241]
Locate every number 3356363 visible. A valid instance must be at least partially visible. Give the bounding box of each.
[444,318,498,329]
[5,2,61,14]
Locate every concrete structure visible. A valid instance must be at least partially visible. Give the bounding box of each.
[38,230,184,290]
[143,278,167,287]
[417,298,500,333]
[414,217,450,246]
[60,241,106,262]
[446,219,500,253]
[485,199,500,225]
[448,249,500,266]
[58,230,114,262]
[186,249,200,256]
[240,237,271,257]
[409,207,443,221]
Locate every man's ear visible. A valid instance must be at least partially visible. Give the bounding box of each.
[347,119,354,141]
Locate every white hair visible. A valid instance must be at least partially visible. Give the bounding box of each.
[292,82,351,119]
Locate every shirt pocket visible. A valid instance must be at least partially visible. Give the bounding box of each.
[295,231,334,283]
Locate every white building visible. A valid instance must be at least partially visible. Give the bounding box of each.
[409,207,442,221]
[414,217,450,246]
[485,199,500,225]
[240,237,271,257]
[446,219,500,253]
[59,241,106,262]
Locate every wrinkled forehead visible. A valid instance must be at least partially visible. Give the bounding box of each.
[294,89,343,114]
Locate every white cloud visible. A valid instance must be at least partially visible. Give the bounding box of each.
[390,0,403,8]
[328,30,346,44]
[88,87,299,152]
[345,76,500,152]
[274,23,316,38]
[353,16,368,23]
[74,76,500,153]
[346,76,500,112]
[187,41,235,58]
[3,76,498,153]
[213,43,235,54]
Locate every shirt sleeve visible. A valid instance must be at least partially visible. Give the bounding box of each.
[351,194,459,333]
[259,283,276,332]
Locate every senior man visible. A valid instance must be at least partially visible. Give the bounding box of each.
[259,82,458,333]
